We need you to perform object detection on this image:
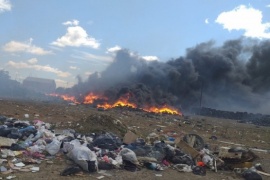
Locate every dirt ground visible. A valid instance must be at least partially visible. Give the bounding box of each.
[0,98,270,180]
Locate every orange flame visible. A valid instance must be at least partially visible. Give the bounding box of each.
[83,92,106,104]
[97,102,112,109]
[47,93,182,116]
[47,93,79,104]
[97,93,137,109]
[143,105,182,115]
[112,99,137,108]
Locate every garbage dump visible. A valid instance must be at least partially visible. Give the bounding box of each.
[0,114,269,179]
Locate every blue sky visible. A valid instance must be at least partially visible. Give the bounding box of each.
[1,0,270,87]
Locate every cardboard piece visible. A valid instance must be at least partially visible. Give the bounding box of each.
[218,147,242,159]
[230,162,253,169]
[123,131,138,144]
[0,137,17,147]
[177,140,200,159]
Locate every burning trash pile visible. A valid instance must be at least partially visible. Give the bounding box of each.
[48,92,182,116]
[0,114,268,179]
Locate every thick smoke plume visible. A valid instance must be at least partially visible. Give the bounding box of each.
[65,38,270,113]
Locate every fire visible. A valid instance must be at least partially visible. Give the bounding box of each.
[83,92,106,104]
[97,102,112,109]
[97,93,137,109]
[47,93,79,104]
[143,105,182,115]
[112,99,137,108]
[61,95,78,103]
[47,92,182,116]
[98,100,137,109]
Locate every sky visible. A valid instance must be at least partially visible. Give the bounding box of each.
[0,0,270,88]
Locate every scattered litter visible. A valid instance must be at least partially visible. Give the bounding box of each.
[15,162,25,167]
[1,149,15,157]
[192,166,206,176]
[0,137,17,147]
[1,169,12,175]
[30,167,39,172]
[11,158,17,163]
[98,170,112,177]
[6,176,16,180]
[174,164,192,172]
[68,103,77,106]
[0,166,7,172]
[156,125,166,128]
[96,176,105,179]
[0,159,7,164]
[0,113,267,180]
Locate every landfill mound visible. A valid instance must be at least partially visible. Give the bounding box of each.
[74,114,128,137]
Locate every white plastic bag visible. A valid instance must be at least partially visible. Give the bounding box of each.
[119,148,139,165]
[29,144,45,153]
[65,143,97,172]
[45,138,61,155]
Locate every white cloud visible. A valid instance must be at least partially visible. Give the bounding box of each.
[69,66,79,70]
[106,45,122,53]
[71,51,113,64]
[267,4,270,8]
[7,61,71,77]
[0,0,11,13]
[51,21,100,48]
[142,56,159,61]
[62,19,79,26]
[3,39,53,55]
[27,58,38,64]
[216,5,270,39]
[205,18,209,24]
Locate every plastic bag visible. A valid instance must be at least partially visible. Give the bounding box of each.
[7,129,22,139]
[119,148,139,165]
[45,138,61,155]
[93,132,122,151]
[29,144,45,153]
[65,143,97,172]
[174,164,192,172]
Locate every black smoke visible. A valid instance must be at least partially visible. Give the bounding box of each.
[66,38,270,113]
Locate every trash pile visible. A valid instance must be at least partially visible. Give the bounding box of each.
[0,114,269,179]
